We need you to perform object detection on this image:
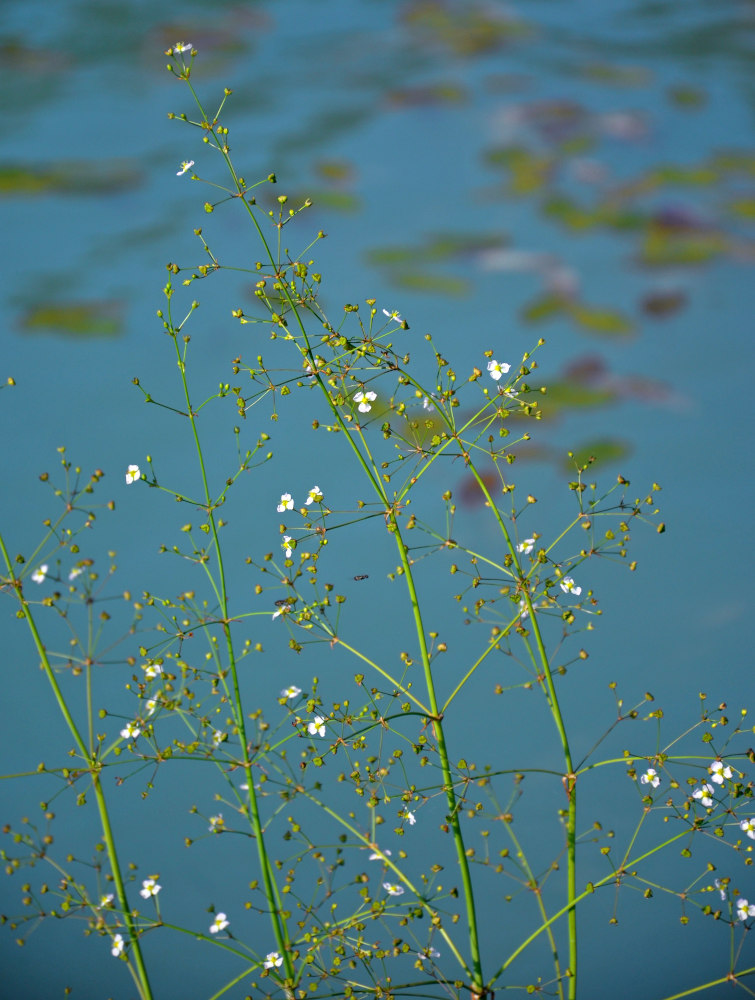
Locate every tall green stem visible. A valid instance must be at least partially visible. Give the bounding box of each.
[0,534,154,1000]
[464,463,578,996]
[163,291,293,978]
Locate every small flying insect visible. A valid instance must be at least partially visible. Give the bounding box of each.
[353,574,369,581]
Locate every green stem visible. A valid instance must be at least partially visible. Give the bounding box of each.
[0,533,154,1000]
[387,512,486,994]
[163,289,293,978]
[465,463,578,995]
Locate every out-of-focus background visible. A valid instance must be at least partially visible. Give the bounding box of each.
[1,1,753,997]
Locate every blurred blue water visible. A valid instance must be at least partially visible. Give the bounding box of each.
[1,1,753,997]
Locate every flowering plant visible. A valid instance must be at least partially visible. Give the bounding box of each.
[1,47,753,1000]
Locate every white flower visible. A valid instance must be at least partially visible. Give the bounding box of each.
[517,538,535,555]
[354,390,377,413]
[271,606,288,620]
[736,898,755,921]
[99,893,114,908]
[31,565,48,584]
[212,729,224,748]
[277,492,294,513]
[68,566,83,581]
[710,761,733,785]
[739,817,755,840]
[139,878,161,899]
[208,814,224,833]
[368,848,392,861]
[714,879,727,901]
[145,697,159,716]
[305,485,324,506]
[692,782,715,808]
[422,396,432,411]
[383,882,405,896]
[404,810,416,826]
[176,160,195,176]
[282,535,293,559]
[120,721,141,740]
[560,577,582,596]
[640,767,660,788]
[280,685,301,700]
[382,308,404,322]
[125,464,141,484]
[210,912,229,934]
[142,663,163,680]
[418,946,440,961]
[487,359,511,381]
[518,598,530,619]
[264,951,283,969]
[111,933,125,957]
[307,716,326,738]
[174,42,192,53]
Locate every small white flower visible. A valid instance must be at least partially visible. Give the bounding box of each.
[560,577,582,596]
[368,848,392,861]
[212,730,224,748]
[308,716,326,738]
[305,485,324,506]
[120,721,141,740]
[31,564,48,584]
[418,946,440,961]
[68,565,83,581]
[383,882,405,896]
[142,663,163,680]
[739,817,755,840]
[404,810,416,826]
[714,879,727,901]
[208,814,224,833]
[176,160,195,176]
[518,598,530,619]
[710,761,733,785]
[174,42,192,53]
[277,492,294,513]
[111,933,125,957]
[99,893,114,908]
[422,396,432,410]
[139,878,161,899]
[692,782,715,808]
[382,308,404,322]
[280,685,302,700]
[210,912,229,934]
[487,359,511,381]
[282,535,293,559]
[264,951,283,969]
[640,767,660,788]
[354,390,377,413]
[125,464,141,484]
[517,538,535,555]
[145,697,159,716]
[736,898,755,921]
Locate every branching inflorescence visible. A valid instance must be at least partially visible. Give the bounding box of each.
[1,44,753,1000]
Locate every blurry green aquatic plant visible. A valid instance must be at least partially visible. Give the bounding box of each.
[0,160,141,197]
[402,0,533,56]
[2,46,754,1000]
[18,300,123,338]
[485,137,755,269]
